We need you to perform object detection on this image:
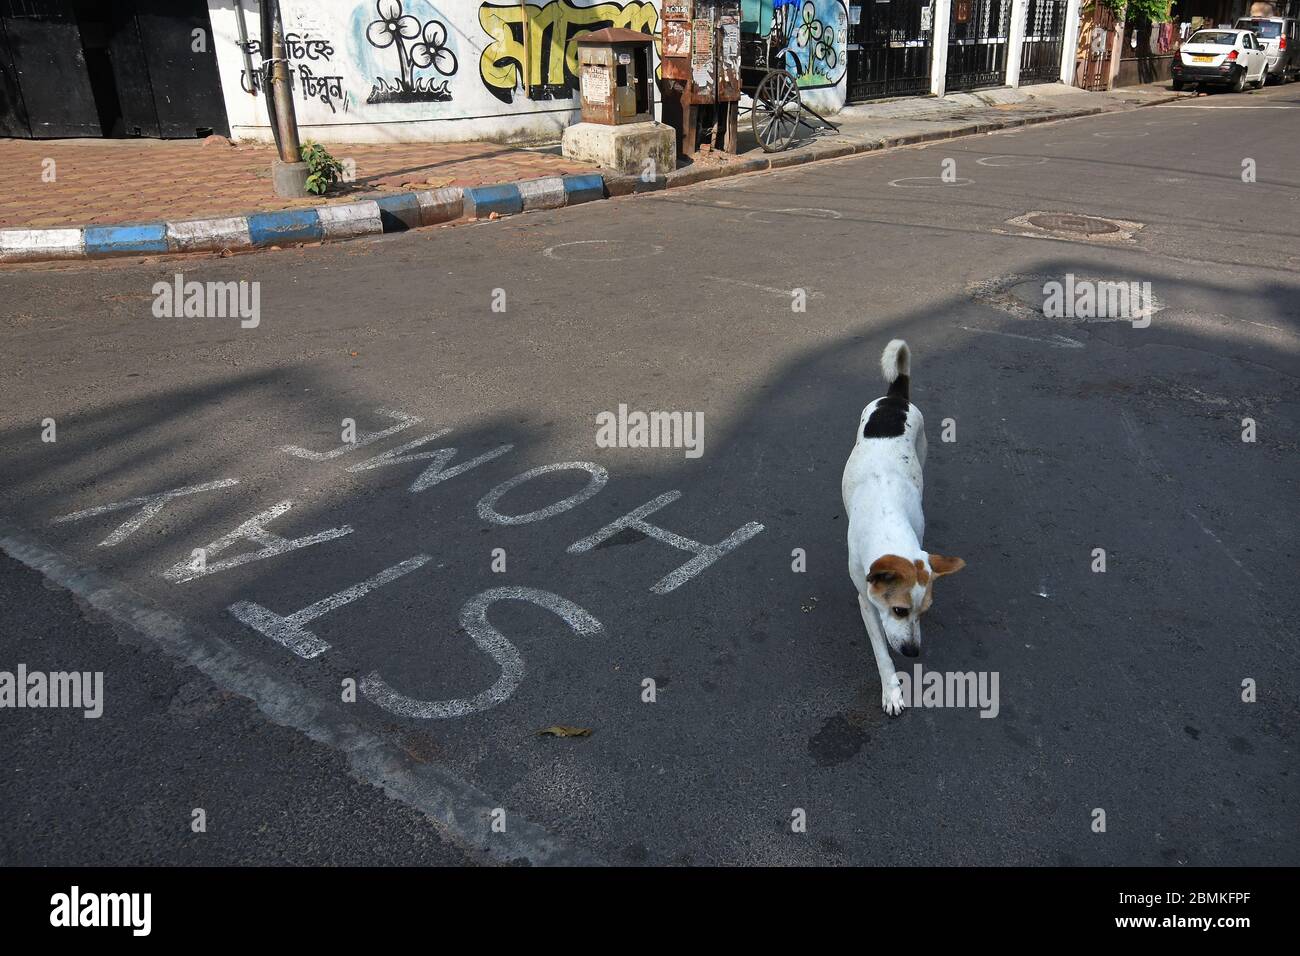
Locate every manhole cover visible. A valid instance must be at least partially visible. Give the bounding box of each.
[1027,214,1120,235]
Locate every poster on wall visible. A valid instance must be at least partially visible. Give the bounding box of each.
[664,19,692,57]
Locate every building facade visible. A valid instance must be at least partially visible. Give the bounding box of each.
[3,0,1127,144]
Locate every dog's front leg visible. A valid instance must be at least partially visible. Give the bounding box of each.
[859,595,905,716]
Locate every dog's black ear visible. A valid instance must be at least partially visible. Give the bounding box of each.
[867,570,897,585]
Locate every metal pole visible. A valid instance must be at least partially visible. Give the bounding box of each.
[269,0,301,163]
[234,0,257,96]
[258,0,282,152]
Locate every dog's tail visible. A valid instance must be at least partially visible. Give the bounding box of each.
[880,339,911,402]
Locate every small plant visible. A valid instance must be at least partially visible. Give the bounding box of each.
[301,141,346,195]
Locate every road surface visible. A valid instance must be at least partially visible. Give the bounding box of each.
[1,82,1297,866]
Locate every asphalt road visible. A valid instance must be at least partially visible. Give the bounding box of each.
[1,83,1297,867]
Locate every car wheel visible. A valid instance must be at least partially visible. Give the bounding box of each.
[1172,79,1184,91]
[1231,69,1246,93]
[1254,71,1267,89]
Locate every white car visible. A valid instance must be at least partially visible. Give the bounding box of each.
[1234,16,1299,83]
[1171,28,1269,92]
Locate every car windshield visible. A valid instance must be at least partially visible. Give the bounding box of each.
[1237,19,1282,38]
[1189,31,1238,45]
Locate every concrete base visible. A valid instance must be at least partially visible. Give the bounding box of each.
[272,161,310,198]
[561,121,676,177]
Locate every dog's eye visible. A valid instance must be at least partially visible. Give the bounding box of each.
[891,606,909,619]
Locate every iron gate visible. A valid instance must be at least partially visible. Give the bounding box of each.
[846,0,935,101]
[1019,0,1066,84]
[945,0,1013,92]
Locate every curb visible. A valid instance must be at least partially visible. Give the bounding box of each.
[0,174,600,264]
[0,94,1188,265]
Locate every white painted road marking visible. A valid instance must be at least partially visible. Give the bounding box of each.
[960,326,1085,350]
[44,408,767,726]
[51,479,239,547]
[281,408,421,461]
[346,429,514,493]
[0,523,597,865]
[705,275,823,298]
[477,461,609,526]
[229,554,433,659]
[162,500,353,583]
[568,490,765,594]
[360,586,603,719]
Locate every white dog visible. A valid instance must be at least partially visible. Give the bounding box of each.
[842,340,965,716]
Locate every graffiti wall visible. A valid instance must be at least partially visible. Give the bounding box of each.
[770,0,847,92]
[209,0,846,144]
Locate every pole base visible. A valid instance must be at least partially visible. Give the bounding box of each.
[272,160,310,199]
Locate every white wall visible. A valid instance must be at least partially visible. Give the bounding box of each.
[209,0,847,145]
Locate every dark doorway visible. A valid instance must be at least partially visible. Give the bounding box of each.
[0,0,226,139]
[0,0,101,136]
[132,0,228,138]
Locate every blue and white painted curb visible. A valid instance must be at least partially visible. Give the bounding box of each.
[0,174,606,265]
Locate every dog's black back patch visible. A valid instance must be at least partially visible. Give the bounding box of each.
[862,374,910,438]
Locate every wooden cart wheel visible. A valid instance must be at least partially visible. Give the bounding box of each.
[752,70,801,152]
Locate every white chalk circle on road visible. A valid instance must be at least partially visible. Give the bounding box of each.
[744,207,844,223]
[888,176,974,187]
[976,155,1049,167]
[543,240,665,262]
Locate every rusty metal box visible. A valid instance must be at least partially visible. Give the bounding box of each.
[577,28,655,125]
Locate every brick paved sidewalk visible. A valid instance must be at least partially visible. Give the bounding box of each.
[0,136,597,229]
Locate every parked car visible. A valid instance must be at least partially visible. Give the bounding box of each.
[1234,15,1299,83]
[1171,29,1270,92]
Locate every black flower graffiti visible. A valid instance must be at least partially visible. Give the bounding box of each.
[409,19,458,75]
[365,0,457,104]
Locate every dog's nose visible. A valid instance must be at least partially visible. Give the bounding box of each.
[900,641,920,658]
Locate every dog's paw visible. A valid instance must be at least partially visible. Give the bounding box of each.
[881,677,906,717]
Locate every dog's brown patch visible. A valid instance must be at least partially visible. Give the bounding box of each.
[868,554,918,609]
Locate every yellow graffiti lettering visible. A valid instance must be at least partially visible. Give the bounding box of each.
[479,0,658,97]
